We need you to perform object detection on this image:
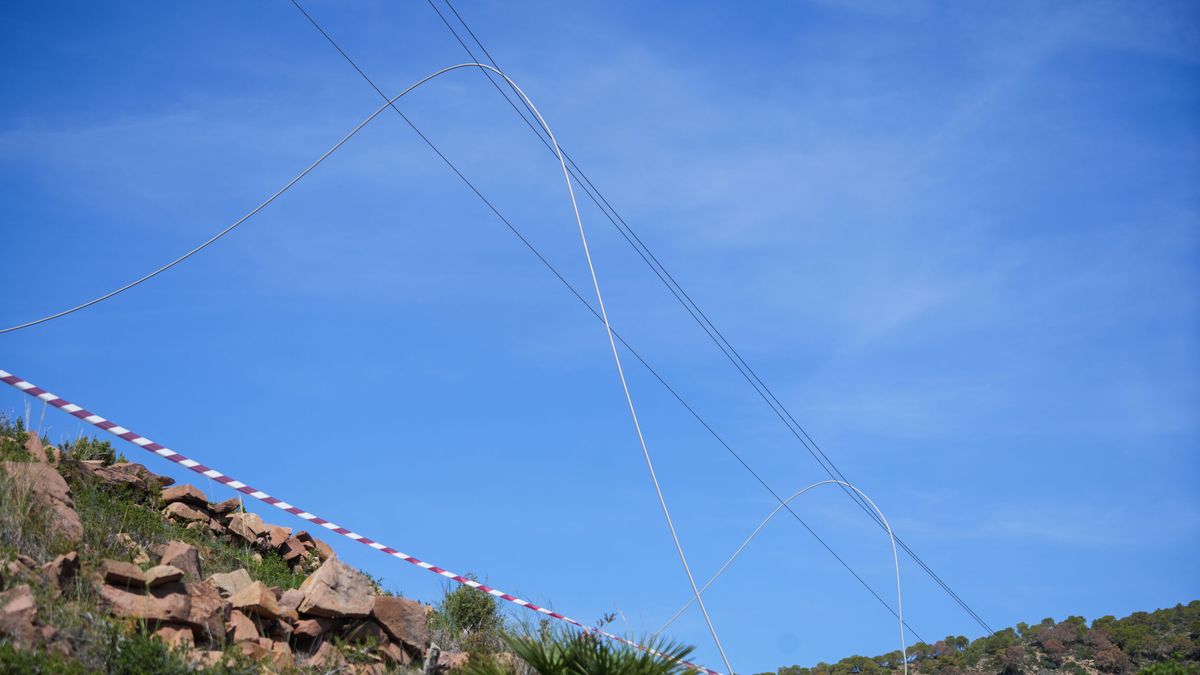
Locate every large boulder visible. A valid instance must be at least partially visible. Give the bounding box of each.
[1,461,83,543]
[372,596,430,654]
[298,558,375,618]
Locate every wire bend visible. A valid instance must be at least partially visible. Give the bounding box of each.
[654,479,907,675]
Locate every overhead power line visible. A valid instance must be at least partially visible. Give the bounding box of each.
[287,0,925,642]
[427,0,995,637]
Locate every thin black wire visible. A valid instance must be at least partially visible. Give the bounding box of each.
[433,0,994,637]
[287,0,926,642]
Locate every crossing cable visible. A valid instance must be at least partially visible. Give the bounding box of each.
[427,0,995,636]
[285,0,924,643]
[654,480,908,675]
[0,368,722,675]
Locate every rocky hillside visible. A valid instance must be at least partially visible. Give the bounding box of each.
[0,419,463,673]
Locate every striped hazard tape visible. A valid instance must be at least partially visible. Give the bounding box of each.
[0,368,720,675]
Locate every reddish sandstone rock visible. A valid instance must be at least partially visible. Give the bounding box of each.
[229,580,281,620]
[23,432,47,463]
[226,512,269,545]
[279,537,307,563]
[161,540,202,579]
[102,559,146,587]
[163,501,208,524]
[144,564,185,588]
[209,497,241,518]
[80,461,173,498]
[371,595,430,653]
[279,588,304,613]
[227,609,259,643]
[380,640,413,666]
[264,524,292,550]
[161,484,209,509]
[1,461,83,543]
[184,581,227,642]
[307,641,346,668]
[439,651,470,671]
[298,558,374,618]
[293,617,332,639]
[208,568,253,598]
[0,585,38,646]
[98,582,189,624]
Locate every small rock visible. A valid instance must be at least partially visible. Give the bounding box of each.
[227,609,258,643]
[209,497,241,518]
[144,564,185,588]
[439,651,470,671]
[161,484,209,509]
[190,650,226,668]
[307,640,345,668]
[41,551,79,594]
[0,585,38,646]
[184,581,227,642]
[230,580,281,620]
[264,524,292,550]
[226,512,269,543]
[313,539,335,561]
[97,582,189,623]
[23,432,47,463]
[153,623,194,649]
[298,558,375,618]
[264,616,294,642]
[161,541,202,579]
[102,559,146,587]
[279,588,305,613]
[293,617,332,639]
[208,568,253,598]
[379,640,412,666]
[163,501,208,523]
[265,639,295,669]
[279,537,307,563]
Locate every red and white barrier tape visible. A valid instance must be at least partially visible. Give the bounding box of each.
[0,368,719,675]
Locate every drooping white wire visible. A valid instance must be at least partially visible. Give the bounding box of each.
[654,480,906,675]
[0,61,735,673]
[478,65,736,675]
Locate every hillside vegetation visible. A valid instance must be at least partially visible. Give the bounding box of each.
[755,601,1199,674]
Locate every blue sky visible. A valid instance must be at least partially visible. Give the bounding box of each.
[2,0,1198,671]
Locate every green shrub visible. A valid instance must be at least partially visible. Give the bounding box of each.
[463,627,699,675]
[61,435,120,465]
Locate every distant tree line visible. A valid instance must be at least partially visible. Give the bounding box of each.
[756,601,1199,674]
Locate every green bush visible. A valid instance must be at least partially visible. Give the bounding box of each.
[463,627,699,675]
[62,435,120,465]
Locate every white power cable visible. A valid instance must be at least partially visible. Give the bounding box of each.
[655,480,906,675]
[478,65,736,675]
[1,61,735,673]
